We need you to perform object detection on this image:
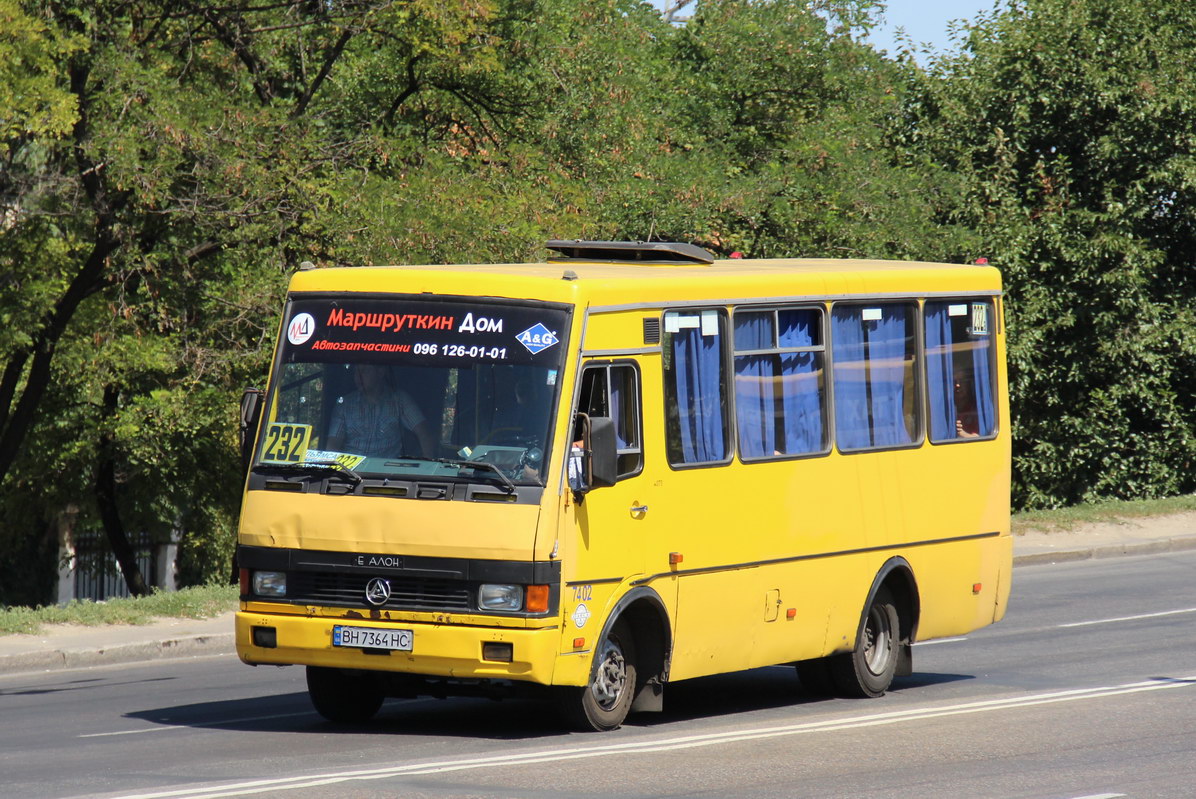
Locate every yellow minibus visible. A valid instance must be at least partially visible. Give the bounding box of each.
[236,240,1011,731]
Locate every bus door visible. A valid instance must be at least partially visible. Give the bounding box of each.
[563,361,665,641]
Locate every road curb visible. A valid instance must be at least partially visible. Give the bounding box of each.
[1013,535,1196,566]
[0,632,235,675]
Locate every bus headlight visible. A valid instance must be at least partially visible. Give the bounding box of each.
[252,571,287,597]
[479,584,522,611]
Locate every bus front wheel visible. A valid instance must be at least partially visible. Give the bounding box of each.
[556,620,637,731]
[306,666,384,723]
[830,586,900,698]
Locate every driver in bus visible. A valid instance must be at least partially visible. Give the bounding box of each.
[326,364,436,458]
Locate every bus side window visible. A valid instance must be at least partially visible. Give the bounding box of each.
[578,363,643,479]
[831,303,920,451]
[925,300,997,441]
[733,307,827,459]
[663,309,730,465]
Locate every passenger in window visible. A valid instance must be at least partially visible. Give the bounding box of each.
[954,369,980,439]
[567,440,585,491]
[327,364,435,457]
[567,416,587,491]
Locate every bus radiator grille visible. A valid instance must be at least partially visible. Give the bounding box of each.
[288,571,473,611]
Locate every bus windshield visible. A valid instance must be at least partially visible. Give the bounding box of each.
[254,295,570,486]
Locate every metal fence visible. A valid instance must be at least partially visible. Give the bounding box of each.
[71,530,156,601]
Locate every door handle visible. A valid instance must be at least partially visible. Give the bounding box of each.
[630,504,648,515]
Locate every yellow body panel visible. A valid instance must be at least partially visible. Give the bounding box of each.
[239,490,547,561]
[238,253,1011,696]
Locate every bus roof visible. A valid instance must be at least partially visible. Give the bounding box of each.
[287,255,1002,308]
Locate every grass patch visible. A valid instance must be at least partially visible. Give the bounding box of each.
[1013,493,1196,534]
[0,583,237,636]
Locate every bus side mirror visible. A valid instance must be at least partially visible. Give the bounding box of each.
[587,416,618,489]
[570,413,618,497]
[239,388,264,476]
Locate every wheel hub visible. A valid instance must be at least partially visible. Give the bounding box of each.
[863,604,893,676]
[591,642,627,709]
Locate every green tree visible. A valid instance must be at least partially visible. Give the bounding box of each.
[0,0,541,601]
[912,0,1196,508]
[0,0,969,604]
[0,0,82,139]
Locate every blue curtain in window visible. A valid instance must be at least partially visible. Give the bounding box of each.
[925,302,996,440]
[971,325,996,436]
[833,307,913,449]
[734,314,774,458]
[925,306,956,441]
[868,311,913,447]
[777,310,823,454]
[832,309,871,450]
[673,322,726,462]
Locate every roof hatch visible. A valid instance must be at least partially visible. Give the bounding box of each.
[545,240,715,265]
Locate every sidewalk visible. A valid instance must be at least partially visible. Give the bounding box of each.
[3,514,1196,676]
[0,612,235,675]
[1011,510,1196,565]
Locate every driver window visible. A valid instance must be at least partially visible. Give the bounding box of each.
[578,363,643,478]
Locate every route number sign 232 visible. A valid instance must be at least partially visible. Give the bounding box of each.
[261,422,312,464]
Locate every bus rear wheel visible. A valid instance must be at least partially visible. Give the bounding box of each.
[830,586,900,698]
[556,620,637,731]
[306,666,384,723]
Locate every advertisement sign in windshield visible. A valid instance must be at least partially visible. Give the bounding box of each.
[282,296,570,367]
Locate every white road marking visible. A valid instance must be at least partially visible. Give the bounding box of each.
[78,711,315,738]
[914,606,1196,646]
[77,606,1195,741]
[1057,606,1196,628]
[100,675,1196,799]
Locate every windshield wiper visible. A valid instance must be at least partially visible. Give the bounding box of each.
[429,458,517,493]
[254,462,363,487]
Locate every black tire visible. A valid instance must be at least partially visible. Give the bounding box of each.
[795,656,837,697]
[556,620,637,732]
[306,666,385,723]
[830,585,900,698]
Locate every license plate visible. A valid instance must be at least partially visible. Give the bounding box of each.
[332,625,413,651]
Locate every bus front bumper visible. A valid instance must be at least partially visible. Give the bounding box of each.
[235,611,561,685]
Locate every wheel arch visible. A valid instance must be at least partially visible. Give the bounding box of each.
[601,586,672,713]
[862,557,921,676]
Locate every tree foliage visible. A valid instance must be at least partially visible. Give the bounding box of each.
[910,0,1196,508]
[4,0,1196,602]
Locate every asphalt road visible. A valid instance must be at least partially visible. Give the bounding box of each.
[3,550,1195,799]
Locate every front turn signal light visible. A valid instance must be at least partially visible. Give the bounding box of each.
[525,584,550,613]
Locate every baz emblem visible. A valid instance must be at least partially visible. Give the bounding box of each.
[364,577,392,607]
